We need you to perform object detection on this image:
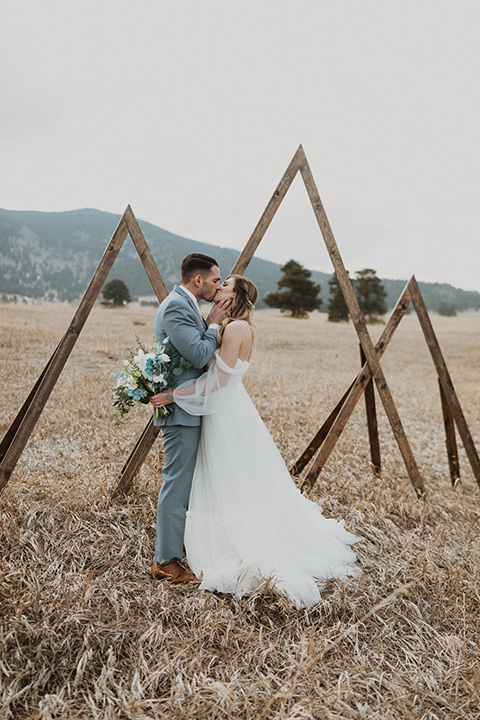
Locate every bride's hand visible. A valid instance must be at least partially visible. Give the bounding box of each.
[150,390,174,408]
[207,297,231,325]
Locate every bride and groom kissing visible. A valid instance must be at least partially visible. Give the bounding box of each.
[149,252,361,609]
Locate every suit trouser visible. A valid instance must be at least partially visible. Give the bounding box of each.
[155,424,201,564]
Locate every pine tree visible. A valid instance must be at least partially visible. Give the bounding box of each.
[354,269,387,323]
[101,279,131,307]
[327,272,349,322]
[263,259,322,318]
[437,301,457,316]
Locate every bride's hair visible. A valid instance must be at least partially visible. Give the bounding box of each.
[217,275,258,350]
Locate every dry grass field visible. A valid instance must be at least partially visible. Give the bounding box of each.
[1,302,479,719]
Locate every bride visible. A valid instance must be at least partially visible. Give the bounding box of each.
[152,275,361,609]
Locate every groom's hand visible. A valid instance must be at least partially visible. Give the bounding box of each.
[207,297,231,325]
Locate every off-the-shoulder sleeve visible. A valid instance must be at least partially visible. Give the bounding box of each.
[173,353,246,415]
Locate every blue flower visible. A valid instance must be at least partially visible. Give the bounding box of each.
[145,357,156,376]
[127,388,148,401]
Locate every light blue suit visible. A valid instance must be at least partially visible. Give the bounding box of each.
[154,285,218,564]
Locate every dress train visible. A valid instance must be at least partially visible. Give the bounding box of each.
[173,352,361,609]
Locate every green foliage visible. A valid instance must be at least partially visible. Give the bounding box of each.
[263,259,322,318]
[354,269,387,323]
[327,273,350,322]
[101,279,131,307]
[437,301,457,317]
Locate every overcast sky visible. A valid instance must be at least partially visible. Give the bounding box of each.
[2,1,479,291]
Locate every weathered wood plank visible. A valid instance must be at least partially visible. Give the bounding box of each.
[124,206,168,303]
[0,342,60,461]
[0,213,130,494]
[298,149,425,497]
[409,276,480,487]
[438,378,460,487]
[361,345,381,476]
[111,418,161,498]
[290,382,355,477]
[230,146,303,276]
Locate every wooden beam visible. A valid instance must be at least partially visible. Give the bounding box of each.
[0,341,61,461]
[361,344,381,477]
[290,381,355,477]
[409,277,480,488]
[230,146,303,275]
[298,150,425,497]
[124,206,168,303]
[438,378,460,487]
[111,418,161,498]
[0,212,130,493]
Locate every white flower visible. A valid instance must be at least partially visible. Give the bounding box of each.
[126,375,138,390]
[136,349,159,379]
[134,349,147,372]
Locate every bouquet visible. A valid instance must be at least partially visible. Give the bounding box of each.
[110,337,192,425]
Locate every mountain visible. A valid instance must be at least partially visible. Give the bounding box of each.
[1,208,479,312]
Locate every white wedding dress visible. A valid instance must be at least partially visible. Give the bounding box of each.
[173,351,361,609]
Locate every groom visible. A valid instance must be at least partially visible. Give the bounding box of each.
[150,253,230,583]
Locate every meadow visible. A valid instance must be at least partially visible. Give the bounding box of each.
[1,302,479,719]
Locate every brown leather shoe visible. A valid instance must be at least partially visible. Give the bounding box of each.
[151,558,196,583]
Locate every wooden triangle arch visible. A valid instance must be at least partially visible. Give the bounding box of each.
[1,147,478,499]
[291,275,480,493]
[0,206,168,494]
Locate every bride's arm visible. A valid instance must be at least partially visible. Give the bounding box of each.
[150,322,248,412]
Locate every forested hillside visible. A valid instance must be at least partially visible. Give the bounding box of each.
[1,208,479,312]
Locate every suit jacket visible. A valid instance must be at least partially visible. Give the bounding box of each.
[153,285,218,427]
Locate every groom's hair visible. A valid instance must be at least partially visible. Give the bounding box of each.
[181,253,219,283]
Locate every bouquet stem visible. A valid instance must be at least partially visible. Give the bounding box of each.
[154,406,173,419]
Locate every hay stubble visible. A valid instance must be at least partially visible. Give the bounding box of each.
[1,304,479,719]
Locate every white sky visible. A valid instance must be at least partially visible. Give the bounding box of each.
[2,0,479,290]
